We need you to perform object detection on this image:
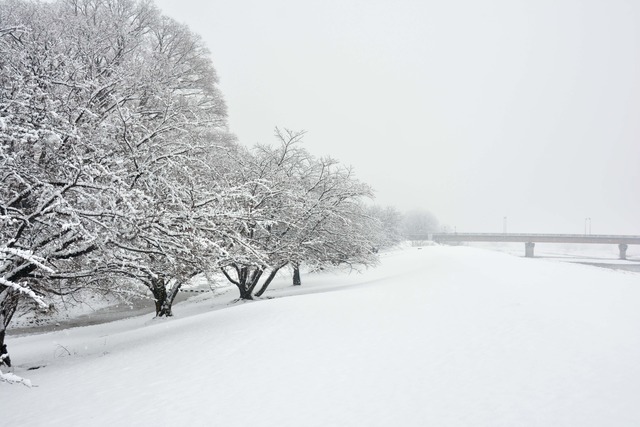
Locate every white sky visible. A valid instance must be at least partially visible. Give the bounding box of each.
[155,0,640,234]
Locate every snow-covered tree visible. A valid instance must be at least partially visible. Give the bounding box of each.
[67,1,232,316]
[214,130,304,299]
[268,151,380,291]
[401,209,439,238]
[0,1,109,353]
[215,128,380,298]
[0,0,233,366]
[366,205,404,250]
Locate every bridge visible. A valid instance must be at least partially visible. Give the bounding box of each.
[409,233,640,259]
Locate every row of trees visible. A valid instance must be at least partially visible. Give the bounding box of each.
[1,0,405,370]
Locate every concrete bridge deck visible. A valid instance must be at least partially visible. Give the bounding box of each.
[409,233,640,259]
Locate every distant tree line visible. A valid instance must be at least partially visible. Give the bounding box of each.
[1,0,425,372]
[401,209,440,238]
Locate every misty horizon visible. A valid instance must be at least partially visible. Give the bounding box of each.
[154,0,639,235]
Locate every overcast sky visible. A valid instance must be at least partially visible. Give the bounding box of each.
[155,0,640,234]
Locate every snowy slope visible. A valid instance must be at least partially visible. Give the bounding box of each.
[4,246,640,426]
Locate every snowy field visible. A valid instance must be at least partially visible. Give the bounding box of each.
[4,245,640,426]
[468,241,640,265]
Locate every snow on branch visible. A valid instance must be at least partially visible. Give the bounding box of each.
[0,277,48,309]
[0,247,54,274]
[0,247,53,308]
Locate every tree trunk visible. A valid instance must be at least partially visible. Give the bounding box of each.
[150,277,174,317]
[237,284,254,300]
[166,280,182,310]
[292,263,301,286]
[0,288,20,366]
[221,265,267,300]
[254,265,284,297]
[0,326,8,367]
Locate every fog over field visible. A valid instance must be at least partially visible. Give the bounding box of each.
[155,0,640,234]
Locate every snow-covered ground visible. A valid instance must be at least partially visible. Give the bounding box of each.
[4,245,640,426]
[468,241,640,264]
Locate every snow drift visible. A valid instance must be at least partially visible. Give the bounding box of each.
[4,245,640,426]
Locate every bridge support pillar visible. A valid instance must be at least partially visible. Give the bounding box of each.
[619,243,628,260]
[525,242,535,258]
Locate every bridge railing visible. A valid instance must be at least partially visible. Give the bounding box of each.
[408,233,640,244]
